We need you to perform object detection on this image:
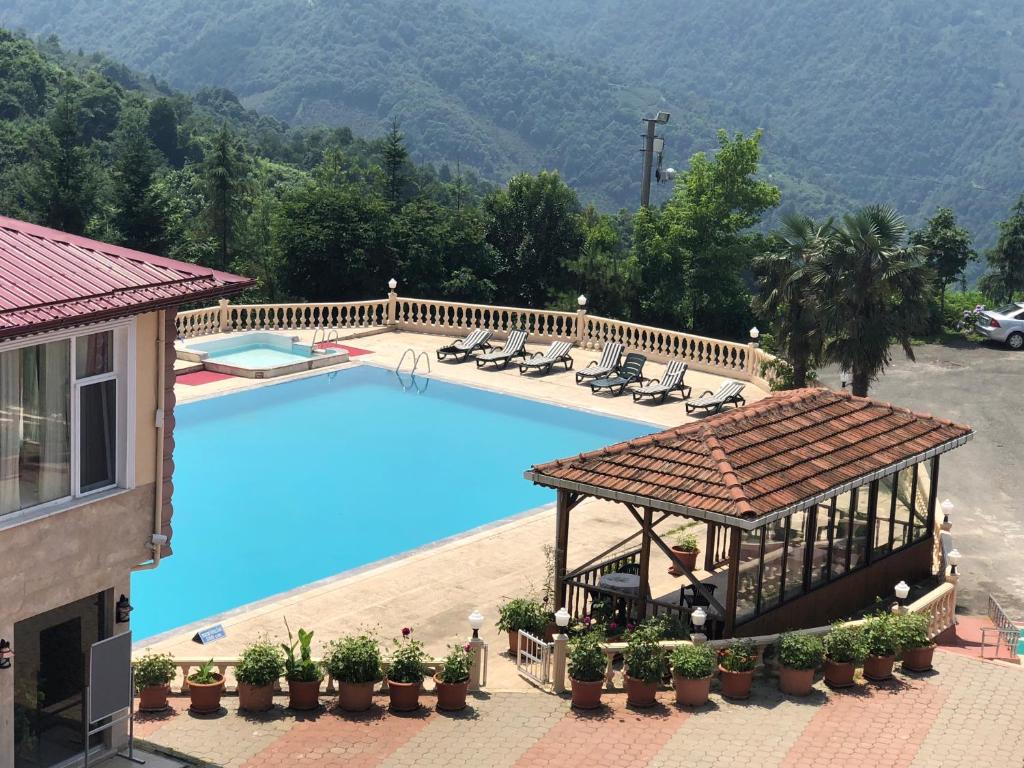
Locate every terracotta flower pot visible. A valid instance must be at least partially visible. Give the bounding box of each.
[434,675,469,711]
[570,678,604,710]
[238,681,275,712]
[187,674,224,714]
[778,665,816,696]
[668,547,699,576]
[823,659,856,688]
[718,665,754,699]
[625,675,660,708]
[672,674,712,707]
[287,679,322,711]
[138,684,171,712]
[337,681,375,712]
[863,654,895,681]
[901,644,936,672]
[388,679,422,711]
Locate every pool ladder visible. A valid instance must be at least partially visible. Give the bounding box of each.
[396,348,431,375]
[311,328,340,353]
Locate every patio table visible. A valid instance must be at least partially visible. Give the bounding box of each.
[599,572,641,595]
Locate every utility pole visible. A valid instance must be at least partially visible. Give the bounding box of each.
[640,111,670,207]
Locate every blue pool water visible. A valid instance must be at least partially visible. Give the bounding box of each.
[131,365,652,639]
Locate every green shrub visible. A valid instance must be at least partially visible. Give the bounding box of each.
[387,631,429,684]
[892,612,932,651]
[674,532,699,552]
[236,639,285,687]
[187,659,219,685]
[133,652,176,689]
[670,644,716,679]
[496,597,547,635]
[323,634,381,684]
[719,638,757,672]
[281,622,322,683]
[822,623,867,664]
[622,623,667,683]
[862,614,898,657]
[567,632,607,683]
[776,632,824,670]
[437,643,473,684]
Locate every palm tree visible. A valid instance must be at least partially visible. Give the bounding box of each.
[807,205,932,397]
[753,212,829,388]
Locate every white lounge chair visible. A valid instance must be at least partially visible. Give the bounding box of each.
[632,360,691,403]
[475,330,528,369]
[685,379,746,414]
[436,328,493,362]
[575,342,624,384]
[519,340,575,375]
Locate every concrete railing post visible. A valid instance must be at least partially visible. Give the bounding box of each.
[468,636,486,692]
[551,633,568,694]
[218,298,230,333]
[576,295,588,346]
[386,278,398,328]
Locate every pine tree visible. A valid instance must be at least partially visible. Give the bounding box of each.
[201,123,248,270]
[381,117,408,207]
[981,195,1024,303]
[111,107,165,252]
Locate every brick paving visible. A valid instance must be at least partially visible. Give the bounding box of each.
[137,650,1024,768]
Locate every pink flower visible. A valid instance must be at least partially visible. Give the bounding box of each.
[626,623,635,631]
[609,622,618,631]
[401,627,412,637]
[463,644,472,652]
[582,616,592,626]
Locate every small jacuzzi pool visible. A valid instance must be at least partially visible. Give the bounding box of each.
[176,331,349,378]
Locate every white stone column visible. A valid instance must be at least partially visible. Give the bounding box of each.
[551,633,568,694]
[218,298,231,333]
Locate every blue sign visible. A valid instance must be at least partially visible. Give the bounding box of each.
[192,624,226,645]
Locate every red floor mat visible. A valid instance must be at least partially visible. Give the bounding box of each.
[176,370,237,386]
[315,342,374,356]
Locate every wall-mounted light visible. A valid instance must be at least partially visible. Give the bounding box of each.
[0,639,12,669]
[116,594,133,624]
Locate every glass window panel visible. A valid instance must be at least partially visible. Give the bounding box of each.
[761,522,785,610]
[76,331,113,379]
[873,475,896,558]
[893,470,914,551]
[911,463,931,542]
[783,508,809,601]
[79,379,117,493]
[735,528,762,622]
[808,502,831,588]
[0,341,71,516]
[830,491,853,579]
[849,486,871,570]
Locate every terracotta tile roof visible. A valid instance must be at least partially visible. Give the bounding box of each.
[0,215,252,340]
[526,388,973,526]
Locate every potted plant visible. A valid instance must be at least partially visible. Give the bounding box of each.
[776,633,824,696]
[822,622,866,688]
[434,643,473,711]
[236,639,285,712]
[281,623,322,710]
[670,643,716,707]
[718,638,757,699]
[567,632,607,709]
[186,659,224,714]
[622,624,666,708]
[862,614,898,681]
[387,628,428,711]
[669,532,700,575]
[894,612,935,672]
[133,652,176,711]
[324,633,382,712]
[496,597,547,655]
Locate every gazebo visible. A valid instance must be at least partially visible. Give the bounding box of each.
[525,388,973,637]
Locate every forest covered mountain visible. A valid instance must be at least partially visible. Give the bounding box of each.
[1,0,1022,255]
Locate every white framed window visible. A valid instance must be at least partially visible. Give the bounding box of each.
[0,319,135,520]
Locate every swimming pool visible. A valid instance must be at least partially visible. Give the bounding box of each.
[131,365,653,640]
[176,331,347,378]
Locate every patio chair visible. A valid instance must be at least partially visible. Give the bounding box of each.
[684,379,746,415]
[631,360,692,403]
[617,563,641,575]
[436,328,493,362]
[589,353,646,396]
[574,342,624,384]
[680,583,718,609]
[475,330,528,369]
[518,340,575,375]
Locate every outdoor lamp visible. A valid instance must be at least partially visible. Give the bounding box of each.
[840,370,851,389]
[468,610,484,639]
[388,277,398,291]
[941,499,954,524]
[577,294,587,308]
[749,326,759,341]
[691,607,707,628]
[894,580,910,603]
[0,639,11,669]
[116,593,133,623]
[554,607,571,630]
[947,548,962,574]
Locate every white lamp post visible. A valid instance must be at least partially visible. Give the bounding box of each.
[749,326,759,348]
[947,548,962,575]
[690,606,708,643]
[577,294,587,308]
[940,499,954,529]
[895,580,910,613]
[468,609,484,639]
[388,277,398,292]
[554,607,571,634]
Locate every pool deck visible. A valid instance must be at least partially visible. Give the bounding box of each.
[154,328,766,690]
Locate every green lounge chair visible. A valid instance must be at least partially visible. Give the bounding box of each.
[589,352,646,396]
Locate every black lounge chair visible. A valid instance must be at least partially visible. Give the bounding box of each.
[632,360,691,403]
[518,341,575,375]
[575,342,623,384]
[589,352,646,396]
[684,380,746,415]
[436,328,493,362]
[475,329,528,369]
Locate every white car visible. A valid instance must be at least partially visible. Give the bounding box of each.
[976,302,1024,349]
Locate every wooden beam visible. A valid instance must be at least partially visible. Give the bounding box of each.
[638,507,654,605]
[724,525,742,637]
[704,522,717,571]
[553,489,572,609]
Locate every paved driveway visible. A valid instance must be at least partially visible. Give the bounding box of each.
[821,339,1023,616]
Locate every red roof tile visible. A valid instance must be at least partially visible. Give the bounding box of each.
[526,388,973,524]
[0,215,252,340]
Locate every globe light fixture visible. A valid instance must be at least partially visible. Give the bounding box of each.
[941,498,954,524]
[894,580,910,603]
[554,607,571,629]
[468,609,484,639]
[691,606,707,628]
[749,326,759,341]
[840,370,851,389]
[947,548,962,574]
[577,294,587,308]
[388,277,398,291]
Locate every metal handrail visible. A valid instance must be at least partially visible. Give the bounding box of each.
[396,348,431,375]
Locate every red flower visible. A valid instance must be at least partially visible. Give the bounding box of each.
[401,627,412,637]
[463,644,472,652]
[609,622,618,631]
